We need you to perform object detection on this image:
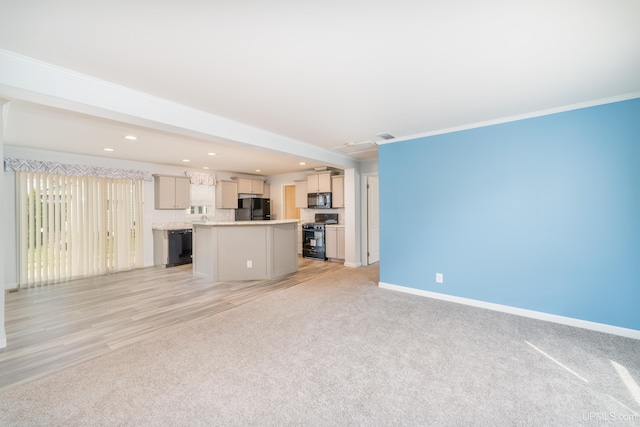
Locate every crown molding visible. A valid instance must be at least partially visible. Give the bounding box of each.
[379,91,640,145]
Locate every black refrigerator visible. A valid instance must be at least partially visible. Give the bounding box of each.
[235,198,271,221]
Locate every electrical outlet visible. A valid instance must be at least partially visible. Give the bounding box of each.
[436,273,443,284]
[247,260,252,268]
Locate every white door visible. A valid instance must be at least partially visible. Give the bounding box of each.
[367,176,380,264]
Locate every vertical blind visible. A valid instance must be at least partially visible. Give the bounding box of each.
[16,172,144,287]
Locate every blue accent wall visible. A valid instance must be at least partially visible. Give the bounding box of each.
[379,98,640,331]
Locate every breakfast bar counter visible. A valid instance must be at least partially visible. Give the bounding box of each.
[192,220,299,281]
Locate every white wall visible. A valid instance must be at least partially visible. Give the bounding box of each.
[1,101,7,347]
[360,158,378,174]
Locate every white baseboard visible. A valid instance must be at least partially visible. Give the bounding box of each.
[379,282,640,341]
[0,330,6,349]
[4,282,18,291]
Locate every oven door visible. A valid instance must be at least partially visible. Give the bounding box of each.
[302,226,326,260]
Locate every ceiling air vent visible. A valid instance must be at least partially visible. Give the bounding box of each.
[376,132,395,140]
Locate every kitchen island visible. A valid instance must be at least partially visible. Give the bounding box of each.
[192,220,299,281]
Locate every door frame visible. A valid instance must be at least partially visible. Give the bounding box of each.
[359,172,379,266]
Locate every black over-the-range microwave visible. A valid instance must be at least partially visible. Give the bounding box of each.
[307,192,332,209]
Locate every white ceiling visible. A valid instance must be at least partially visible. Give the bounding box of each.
[1,0,639,175]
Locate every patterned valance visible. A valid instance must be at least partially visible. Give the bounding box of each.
[185,171,217,186]
[4,158,154,181]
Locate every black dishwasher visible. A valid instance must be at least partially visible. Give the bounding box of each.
[167,229,193,267]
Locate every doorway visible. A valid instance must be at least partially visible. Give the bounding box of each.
[367,175,380,264]
[284,185,300,220]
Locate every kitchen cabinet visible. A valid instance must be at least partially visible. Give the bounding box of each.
[234,177,265,195]
[216,180,238,209]
[154,175,190,209]
[331,175,344,208]
[307,172,332,193]
[295,180,307,208]
[262,184,270,199]
[325,225,345,260]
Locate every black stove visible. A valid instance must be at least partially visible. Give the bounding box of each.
[307,213,338,224]
[302,214,338,260]
[304,214,338,227]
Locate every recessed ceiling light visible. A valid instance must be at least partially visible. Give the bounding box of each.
[203,166,209,170]
[124,135,137,140]
[207,152,216,156]
[255,169,261,172]
[182,159,190,162]
[103,148,114,152]
[299,162,306,166]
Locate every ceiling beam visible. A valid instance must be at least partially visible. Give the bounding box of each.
[0,49,358,170]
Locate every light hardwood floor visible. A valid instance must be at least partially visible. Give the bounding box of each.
[1,258,347,391]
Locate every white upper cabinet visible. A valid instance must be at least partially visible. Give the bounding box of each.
[154,175,191,210]
[295,180,307,208]
[331,175,344,208]
[307,172,332,193]
[234,177,265,195]
[216,180,238,209]
[326,226,345,260]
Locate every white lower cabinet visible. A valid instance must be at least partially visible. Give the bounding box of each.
[336,228,345,260]
[325,226,345,260]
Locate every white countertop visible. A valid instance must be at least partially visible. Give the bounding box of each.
[191,219,300,226]
[152,222,193,231]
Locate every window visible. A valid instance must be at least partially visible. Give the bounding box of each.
[16,172,144,287]
[187,183,215,216]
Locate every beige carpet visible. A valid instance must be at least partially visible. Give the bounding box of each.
[1,265,639,426]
